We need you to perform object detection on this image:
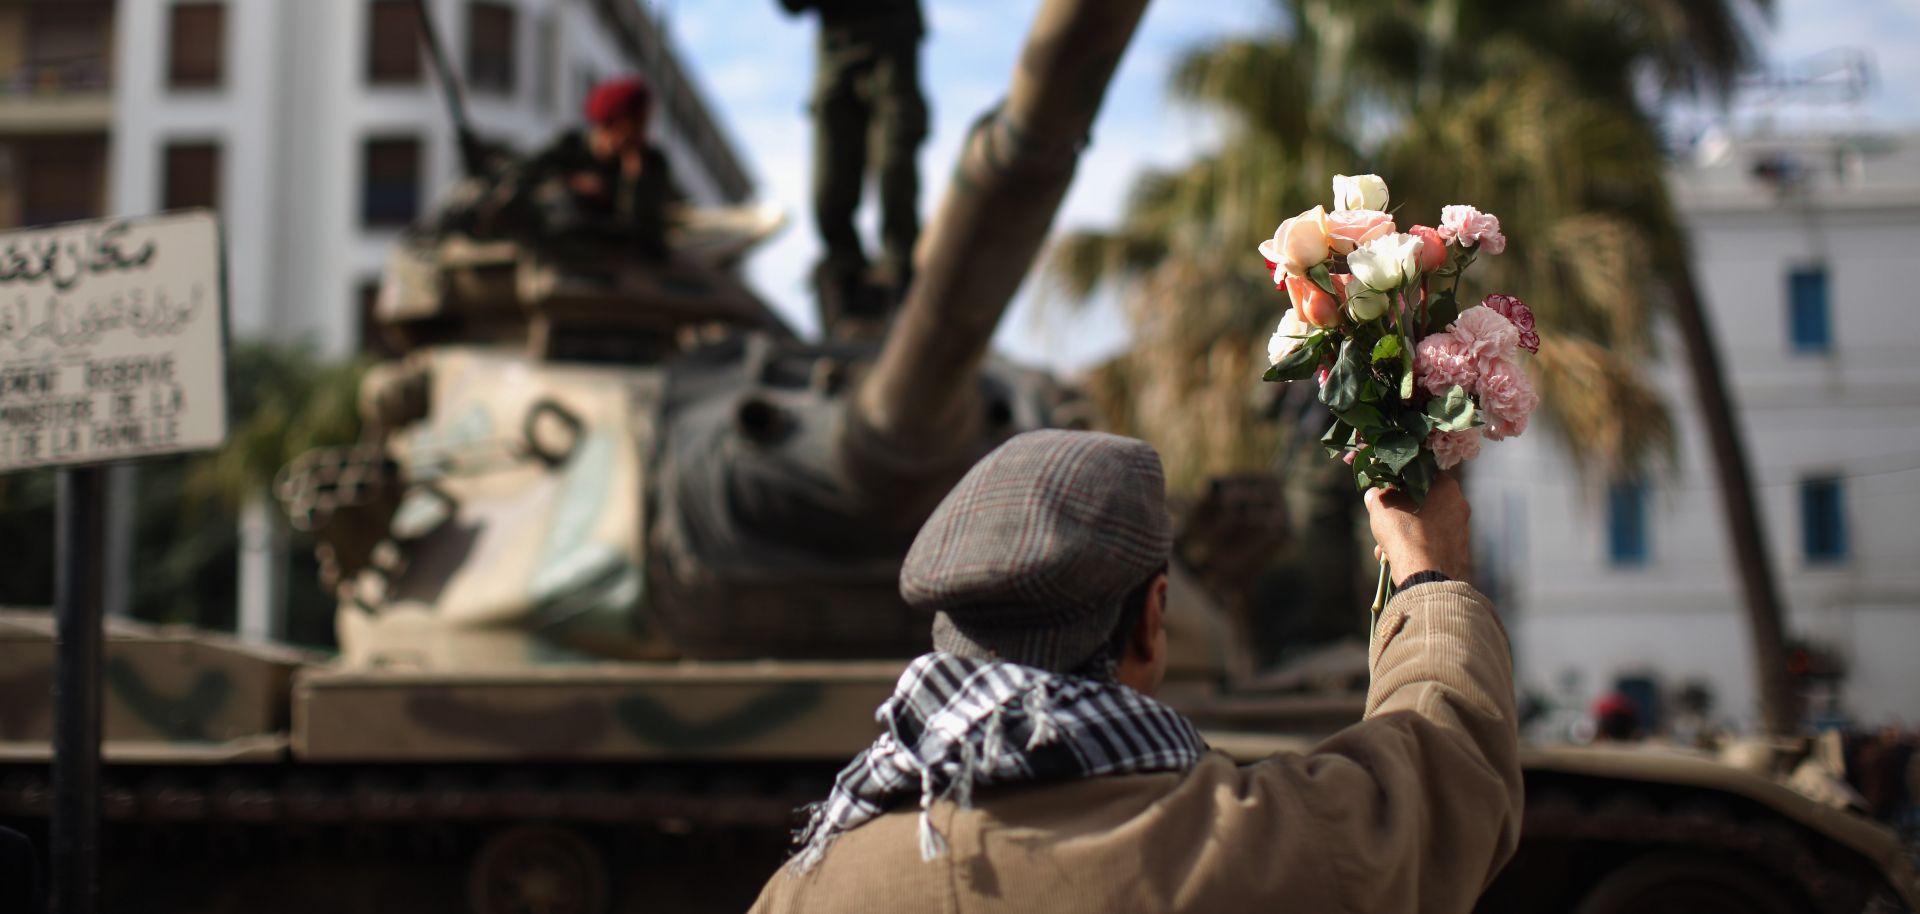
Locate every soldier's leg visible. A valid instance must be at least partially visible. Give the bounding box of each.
[812,36,873,279]
[872,40,928,301]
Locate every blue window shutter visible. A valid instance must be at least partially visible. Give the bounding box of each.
[1801,478,1847,563]
[1608,483,1648,566]
[1788,268,1830,353]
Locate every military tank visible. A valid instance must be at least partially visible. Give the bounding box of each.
[2,0,1917,911]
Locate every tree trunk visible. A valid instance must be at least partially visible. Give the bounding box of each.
[1667,266,1798,736]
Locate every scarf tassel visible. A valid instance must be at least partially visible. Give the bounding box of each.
[1024,684,1059,750]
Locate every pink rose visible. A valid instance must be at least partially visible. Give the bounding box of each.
[1414,332,1477,396]
[1258,206,1332,279]
[1408,225,1447,272]
[1325,209,1395,255]
[1286,274,1342,329]
[1438,205,1505,254]
[1477,357,1539,440]
[1482,293,1540,353]
[1426,428,1484,470]
[1448,305,1520,369]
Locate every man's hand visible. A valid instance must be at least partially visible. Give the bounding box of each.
[1364,474,1472,586]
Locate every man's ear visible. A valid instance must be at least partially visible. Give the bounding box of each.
[1131,574,1169,662]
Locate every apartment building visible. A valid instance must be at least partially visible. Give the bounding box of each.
[1472,130,1920,733]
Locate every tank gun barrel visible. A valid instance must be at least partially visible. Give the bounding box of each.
[848,0,1150,472]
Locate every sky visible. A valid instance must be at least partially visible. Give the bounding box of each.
[668,0,1920,375]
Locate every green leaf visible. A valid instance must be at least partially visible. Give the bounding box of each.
[1372,431,1421,473]
[1400,451,1439,505]
[1395,409,1434,439]
[1262,337,1322,382]
[1425,384,1477,432]
[1333,403,1385,430]
[1425,288,1459,334]
[1370,334,1404,363]
[1307,261,1339,299]
[1317,338,1367,413]
[1399,364,1416,401]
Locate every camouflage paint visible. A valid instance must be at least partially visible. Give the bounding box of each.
[612,682,825,751]
[0,664,51,739]
[528,430,643,640]
[103,655,233,742]
[404,694,611,753]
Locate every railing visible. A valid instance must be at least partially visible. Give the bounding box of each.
[0,58,112,96]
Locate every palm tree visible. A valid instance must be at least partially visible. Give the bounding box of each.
[1051,0,1795,732]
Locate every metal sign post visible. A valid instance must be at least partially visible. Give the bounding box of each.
[0,211,229,914]
[52,467,106,914]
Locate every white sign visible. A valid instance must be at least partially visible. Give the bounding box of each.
[0,211,228,471]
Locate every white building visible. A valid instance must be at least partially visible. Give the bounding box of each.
[1474,130,1920,734]
[0,0,752,632]
[0,0,751,355]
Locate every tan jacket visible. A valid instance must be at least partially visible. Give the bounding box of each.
[751,581,1521,914]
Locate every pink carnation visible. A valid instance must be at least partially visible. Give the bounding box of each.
[1477,357,1539,441]
[1427,428,1484,470]
[1438,205,1505,254]
[1449,305,1520,370]
[1482,293,1540,353]
[1415,333,1477,396]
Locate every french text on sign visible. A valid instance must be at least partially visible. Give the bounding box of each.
[0,211,227,472]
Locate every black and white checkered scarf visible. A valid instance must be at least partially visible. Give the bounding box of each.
[791,652,1208,871]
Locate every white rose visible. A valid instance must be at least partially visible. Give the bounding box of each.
[1267,309,1310,365]
[1332,173,1390,212]
[1348,232,1422,291]
[1346,286,1390,322]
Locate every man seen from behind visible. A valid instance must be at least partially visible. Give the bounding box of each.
[751,429,1522,913]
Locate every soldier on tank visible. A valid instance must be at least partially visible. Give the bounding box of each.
[486,76,678,259]
[779,0,928,336]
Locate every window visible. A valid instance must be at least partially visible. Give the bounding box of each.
[367,0,424,85]
[1800,478,1847,563]
[1788,266,1830,353]
[162,142,220,211]
[22,139,105,226]
[167,3,226,89]
[1607,482,1648,566]
[467,2,516,95]
[360,138,421,228]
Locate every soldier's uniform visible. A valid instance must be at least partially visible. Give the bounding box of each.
[504,131,677,260]
[784,0,928,328]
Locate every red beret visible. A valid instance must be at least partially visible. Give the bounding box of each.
[585,76,652,127]
[1592,692,1638,719]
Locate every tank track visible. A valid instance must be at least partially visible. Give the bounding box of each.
[3,759,841,913]
[1480,770,1908,914]
[0,759,835,832]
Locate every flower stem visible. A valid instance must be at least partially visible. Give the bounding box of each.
[1370,556,1391,647]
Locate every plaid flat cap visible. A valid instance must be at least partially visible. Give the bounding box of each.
[901,429,1172,672]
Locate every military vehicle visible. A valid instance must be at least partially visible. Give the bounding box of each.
[2,0,1917,912]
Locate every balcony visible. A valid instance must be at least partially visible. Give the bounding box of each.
[0,1,115,132]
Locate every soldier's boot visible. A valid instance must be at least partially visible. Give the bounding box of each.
[814,257,888,341]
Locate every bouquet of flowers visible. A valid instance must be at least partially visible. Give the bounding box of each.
[1259,174,1540,606]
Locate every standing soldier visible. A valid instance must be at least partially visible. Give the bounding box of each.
[779,0,929,337]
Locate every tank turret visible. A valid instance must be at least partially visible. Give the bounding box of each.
[280,0,1151,667]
